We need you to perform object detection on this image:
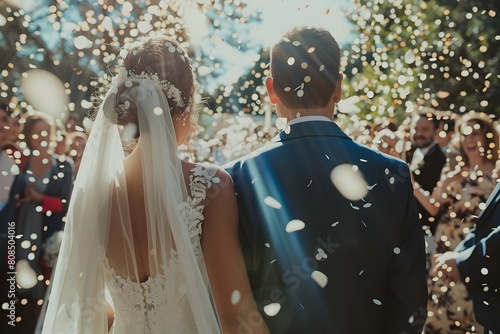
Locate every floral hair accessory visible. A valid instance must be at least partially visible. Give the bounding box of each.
[113,66,186,108]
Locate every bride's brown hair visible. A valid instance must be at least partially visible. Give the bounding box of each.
[111,36,195,128]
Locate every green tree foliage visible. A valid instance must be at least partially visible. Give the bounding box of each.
[343,0,500,122]
[0,0,193,118]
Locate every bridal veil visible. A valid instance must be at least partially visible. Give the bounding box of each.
[42,48,221,333]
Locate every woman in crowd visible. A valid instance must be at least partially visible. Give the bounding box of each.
[414,113,498,333]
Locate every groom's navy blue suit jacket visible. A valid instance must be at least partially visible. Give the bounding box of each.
[226,120,427,333]
[456,182,500,332]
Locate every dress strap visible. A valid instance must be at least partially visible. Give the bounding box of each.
[181,164,221,248]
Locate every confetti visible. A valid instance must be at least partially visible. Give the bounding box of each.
[264,196,282,209]
[331,164,368,201]
[311,270,328,288]
[263,303,281,317]
[285,219,305,233]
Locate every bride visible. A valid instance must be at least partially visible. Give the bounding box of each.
[42,36,268,333]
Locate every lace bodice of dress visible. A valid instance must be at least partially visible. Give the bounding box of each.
[103,164,219,334]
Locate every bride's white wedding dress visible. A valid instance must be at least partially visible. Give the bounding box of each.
[104,165,218,334]
[42,73,222,334]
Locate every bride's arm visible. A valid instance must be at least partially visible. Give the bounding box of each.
[202,170,270,334]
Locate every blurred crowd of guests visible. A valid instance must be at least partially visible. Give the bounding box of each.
[348,108,499,333]
[0,103,87,332]
[1,100,499,333]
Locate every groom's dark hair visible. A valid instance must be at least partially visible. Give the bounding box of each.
[270,26,340,109]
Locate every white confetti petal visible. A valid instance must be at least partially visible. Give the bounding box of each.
[16,260,38,289]
[285,219,305,233]
[264,196,282,209]
[275,117,288,130]
[231,290,241,305]
[330,164,368,201]
[263,303,281,317]
[373,298,382,305]
[311,270,328,288]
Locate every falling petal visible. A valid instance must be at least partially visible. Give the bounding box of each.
[231,290,241,305]
[264,196,282,209]
[20,69,69,120]
[330,164,368,201]
[331,221,340,227]
[74,35,93,50]
[373,299,382,306]
[286,219,305,233]
[404,50,415,64]
[263,303,281,317]
[276,117,288,130]
[16,260,38,289]
[311,270,328,288]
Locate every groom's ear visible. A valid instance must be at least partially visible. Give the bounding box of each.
[333,73,343,103]
[265,76,279,104]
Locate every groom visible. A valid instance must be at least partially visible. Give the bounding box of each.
[226,27,427,333]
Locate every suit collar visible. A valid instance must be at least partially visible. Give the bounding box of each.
[275,120,351,142]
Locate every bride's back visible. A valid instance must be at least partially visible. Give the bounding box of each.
[106,156,195,283]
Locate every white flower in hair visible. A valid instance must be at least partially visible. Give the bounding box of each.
[114,67,186,108]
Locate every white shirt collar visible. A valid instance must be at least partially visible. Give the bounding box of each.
[287,115,332,126]
[420,141,439,156]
